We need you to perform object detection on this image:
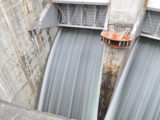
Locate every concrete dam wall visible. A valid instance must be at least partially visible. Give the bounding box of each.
[0,0,58,109]
[39,28,104,120]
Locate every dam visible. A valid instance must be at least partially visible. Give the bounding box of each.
[0,0,160,120]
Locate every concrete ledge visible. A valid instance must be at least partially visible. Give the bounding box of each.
[51,0,110,5]
[0,100,72,120]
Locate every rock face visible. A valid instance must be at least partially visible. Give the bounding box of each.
[0,0,58,109]
[98,46,129,120]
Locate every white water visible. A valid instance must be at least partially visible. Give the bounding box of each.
[38,28,104,120]
[106,38,160,120]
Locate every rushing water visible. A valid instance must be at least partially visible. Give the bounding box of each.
[105,37,160,120]
[38,28,104,120]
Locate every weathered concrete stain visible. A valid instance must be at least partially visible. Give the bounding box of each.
[98,46,129,120]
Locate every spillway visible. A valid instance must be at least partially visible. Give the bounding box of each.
[38,28,104,120]
[105,37,160,120]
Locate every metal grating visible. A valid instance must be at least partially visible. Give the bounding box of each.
[57,4,107,29]
[142,11,160,37]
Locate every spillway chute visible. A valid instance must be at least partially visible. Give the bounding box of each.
[104,37,160,120]
[38,28,104,120]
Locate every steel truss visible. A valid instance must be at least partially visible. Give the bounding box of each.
[57,4,107,29]
[142,11,160,38]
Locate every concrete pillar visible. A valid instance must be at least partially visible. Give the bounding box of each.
[98,46,129,120]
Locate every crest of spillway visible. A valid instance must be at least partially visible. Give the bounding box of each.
[38,28,104,120]
[105,38,160,120]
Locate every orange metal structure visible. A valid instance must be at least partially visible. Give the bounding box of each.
[101,31,132,48]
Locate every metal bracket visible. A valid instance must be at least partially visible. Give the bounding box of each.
[28,3,58,37]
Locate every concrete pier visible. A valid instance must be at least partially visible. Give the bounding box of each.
[98,46,129,120]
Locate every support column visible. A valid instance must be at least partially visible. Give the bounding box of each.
[99,0,146,118]
[98,47,129,120]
